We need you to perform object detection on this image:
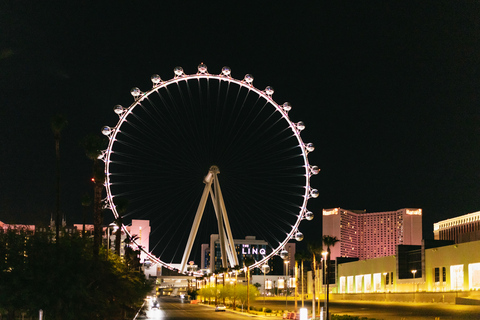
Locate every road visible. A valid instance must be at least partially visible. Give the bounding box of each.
[140,297,252,320]
[139,297,480,320]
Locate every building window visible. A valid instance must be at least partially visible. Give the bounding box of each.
[442,267,446,282]
[434,267,440,282]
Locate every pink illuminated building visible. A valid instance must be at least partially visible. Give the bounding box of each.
[323,208,422,260]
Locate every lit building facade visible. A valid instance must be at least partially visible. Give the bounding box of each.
[323,208,423,260]
[336,239,480,297]
[202,234,268,273]
[434,211,480,244]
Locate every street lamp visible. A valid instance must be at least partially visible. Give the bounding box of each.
[284,260,290,307]
[411,270,417,302]
[262,263,270,307]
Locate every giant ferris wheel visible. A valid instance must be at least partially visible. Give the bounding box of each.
[100,64,319,274]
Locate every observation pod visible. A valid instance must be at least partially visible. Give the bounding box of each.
[295,232,304,241]
[262,264,270,274]
[305,211,314,221]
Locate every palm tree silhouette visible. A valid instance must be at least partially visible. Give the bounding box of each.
[51,113,67,241]
[81,193,91,238]
[322,235,339,319]
[80,133,107,258]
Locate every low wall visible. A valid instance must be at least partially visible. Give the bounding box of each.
[331,291,479,304]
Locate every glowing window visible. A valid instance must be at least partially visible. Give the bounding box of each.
[469,263,480,290]
[451,265,464,290]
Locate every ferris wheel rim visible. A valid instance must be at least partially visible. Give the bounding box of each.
[101,64,318,273]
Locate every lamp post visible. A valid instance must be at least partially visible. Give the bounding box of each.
[262,263,270,307]
[285,260,290,307]
[411,270,417,302]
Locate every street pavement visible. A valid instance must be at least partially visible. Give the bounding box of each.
[138,296,480,320]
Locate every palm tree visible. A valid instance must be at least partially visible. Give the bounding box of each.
[113,197,129,255]
[322,235,339,319]
[307,241,322,318]
[51,113,68,241]
[295,250,310,308]
[81,193,91,238]
[80,133,107,258]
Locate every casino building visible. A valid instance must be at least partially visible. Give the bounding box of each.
[323,208,423,260]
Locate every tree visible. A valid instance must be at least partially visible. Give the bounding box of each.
[0,229,152,320]
[81,133,107,258]
[81,192,92,238]
[51,113,68,241]
[236,284,259,308]
[295,250,310,308]
[322,235,339,319]
[113,197,129,255]
[307,240,322,318]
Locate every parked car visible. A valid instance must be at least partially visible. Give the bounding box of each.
[215,304,226,312]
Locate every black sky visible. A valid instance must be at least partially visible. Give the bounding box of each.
[1,1,480,245]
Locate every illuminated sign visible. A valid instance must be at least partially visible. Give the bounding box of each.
[323,208,339,216]
[242,244,266,255]
[406,209,422,215]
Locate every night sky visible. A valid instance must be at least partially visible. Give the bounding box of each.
[2,2,480,253]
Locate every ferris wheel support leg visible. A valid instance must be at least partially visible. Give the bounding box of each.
[213,177,229,269]
[180,181,212,273]
[209,188,237,269]
[215,180,239,267]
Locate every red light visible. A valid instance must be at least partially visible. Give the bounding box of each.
[91,177,95,182]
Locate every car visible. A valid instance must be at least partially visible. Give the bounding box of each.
[215,304,226,312]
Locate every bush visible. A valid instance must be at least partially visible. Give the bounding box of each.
[264,308,272,313]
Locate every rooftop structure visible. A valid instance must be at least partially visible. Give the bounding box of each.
[434,211,480,244]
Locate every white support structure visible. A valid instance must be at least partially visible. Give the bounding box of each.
[180,166,239,273]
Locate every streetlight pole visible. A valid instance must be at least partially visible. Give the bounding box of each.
[285,260,289,307]
[411,270,417,302]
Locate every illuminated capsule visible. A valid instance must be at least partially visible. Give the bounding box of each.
[262,264,270,274]
[310,188,319,198]
[295,232,304,242]
[113,105,125,115]
[265,86,274,95]
[101,126,112,136]
[305,211,314,221]
[198,63,207,73]
[296,121,305,131]
[280,249,289,259]
[244,74,254,84]
[174,66,184,76]
[130,87,141,97]
[310,165,320,175]
[282,102,292,112]
[305,143,315,152]
[151,74,162,84]
[222,66,231,76]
